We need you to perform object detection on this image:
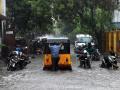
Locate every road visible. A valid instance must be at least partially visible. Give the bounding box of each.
[0,51,120,90]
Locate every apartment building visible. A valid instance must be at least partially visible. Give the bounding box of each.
[0,0,6,52]
[112,0,120,28]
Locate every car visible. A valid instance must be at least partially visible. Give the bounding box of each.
[75,34,95,48]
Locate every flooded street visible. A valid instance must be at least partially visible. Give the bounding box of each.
[1,52,120,90]
[1,0,119,89]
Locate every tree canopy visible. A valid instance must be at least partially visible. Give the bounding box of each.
[6,0,118,39]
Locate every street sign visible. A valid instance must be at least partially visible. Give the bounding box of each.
[6,31,13,34]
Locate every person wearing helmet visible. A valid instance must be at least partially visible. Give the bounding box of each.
[15,45,22,55]
[78,47,91,68]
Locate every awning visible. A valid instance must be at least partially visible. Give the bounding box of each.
[0,14,6,20]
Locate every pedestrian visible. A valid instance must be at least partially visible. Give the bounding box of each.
[49,42,62,71]
[74,46,82,65]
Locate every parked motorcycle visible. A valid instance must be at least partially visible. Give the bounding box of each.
[79,49,91,69]
[100,54,119,69]
[7,51,30,71]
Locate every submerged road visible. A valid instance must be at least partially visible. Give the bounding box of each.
[0,51,120,90]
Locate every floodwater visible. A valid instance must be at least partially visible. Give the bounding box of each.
[0,50,120,90]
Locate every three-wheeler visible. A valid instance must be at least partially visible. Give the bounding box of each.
[42,37,72,70]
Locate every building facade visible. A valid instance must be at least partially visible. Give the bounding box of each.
[0,0,6,33]
[113,0,120,28]
[0,0,6,15]
[0,0,6,53]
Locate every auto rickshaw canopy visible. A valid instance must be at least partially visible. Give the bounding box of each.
[42,37,70,54]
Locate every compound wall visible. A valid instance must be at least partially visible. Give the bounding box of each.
[104,31,120,54]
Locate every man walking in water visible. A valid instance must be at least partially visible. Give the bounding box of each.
[49,42,62,71]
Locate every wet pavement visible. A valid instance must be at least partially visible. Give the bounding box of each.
[1,54,120,90]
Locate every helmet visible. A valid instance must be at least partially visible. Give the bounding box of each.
[83,50,87,53]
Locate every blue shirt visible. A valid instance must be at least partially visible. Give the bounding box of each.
[16,47,22,52]
[49,45,61,57]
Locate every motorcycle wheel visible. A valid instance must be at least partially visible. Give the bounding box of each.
[100,63,106,68]
[79,60,85,68]
[15,63,22,70]
[86,59,91,69]
[7,64,10,71]
[7,65,15,71]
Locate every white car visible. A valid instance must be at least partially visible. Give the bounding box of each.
[75,34,95,48]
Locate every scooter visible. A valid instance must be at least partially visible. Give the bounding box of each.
[91,49,101,61]
[7,51,30,71]
[100,55,118,69]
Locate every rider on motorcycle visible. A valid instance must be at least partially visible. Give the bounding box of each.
[15,45,22,55]
[78,47,91,68]
[85,43,95,56]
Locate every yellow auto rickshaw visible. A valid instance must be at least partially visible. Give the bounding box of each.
[43,37,72,70]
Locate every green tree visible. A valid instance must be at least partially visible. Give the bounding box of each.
[6,0,118,48]
[7,0,53,36]
[53,0,117,46]
[28,0,53,34]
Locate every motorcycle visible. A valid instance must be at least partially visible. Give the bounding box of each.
[79,49,91,69]
[91,49,101,61]
[100,54,119,69]
[7,51,30,71]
